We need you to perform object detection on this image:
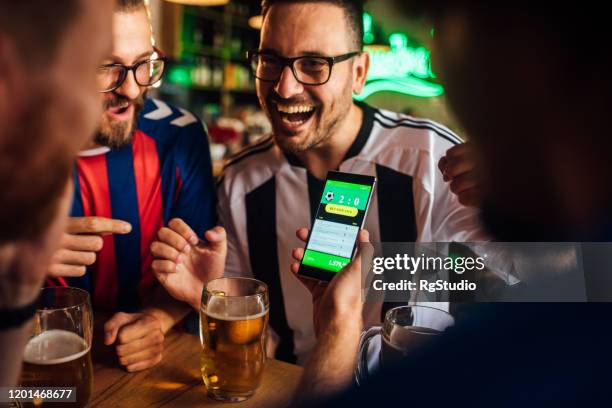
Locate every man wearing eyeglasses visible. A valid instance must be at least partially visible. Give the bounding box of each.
[151,0,486,365]
[47,0,216,372]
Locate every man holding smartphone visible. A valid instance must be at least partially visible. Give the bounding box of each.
[151,0,486,364]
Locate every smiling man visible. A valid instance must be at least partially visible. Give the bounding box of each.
[152,0,486,364]
[46,0,216,372]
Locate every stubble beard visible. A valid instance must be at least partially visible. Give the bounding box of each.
[270,89,353,155]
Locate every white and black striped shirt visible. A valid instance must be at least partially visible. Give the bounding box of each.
[217,103,487,363]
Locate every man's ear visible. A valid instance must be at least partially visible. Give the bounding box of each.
[352,51,369,95]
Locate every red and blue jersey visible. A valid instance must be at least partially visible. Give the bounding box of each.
[67,98,215,312]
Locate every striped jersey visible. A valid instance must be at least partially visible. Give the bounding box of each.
[217,102,488,363]
[68,98,215,312]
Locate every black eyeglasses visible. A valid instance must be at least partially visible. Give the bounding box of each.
[97,57,167,93]
[247,50,360,86]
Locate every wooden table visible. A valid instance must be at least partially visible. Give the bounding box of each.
[90,330,303,407]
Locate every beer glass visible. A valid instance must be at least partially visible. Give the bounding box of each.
[356,305,454,385]
[199,277,269,402]
[20,287,93,407]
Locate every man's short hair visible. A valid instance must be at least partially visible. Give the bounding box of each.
[0,0,79,65]
[117,0,147,11]
[261,0,365,50]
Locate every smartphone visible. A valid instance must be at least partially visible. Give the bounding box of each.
[298,171,376,281]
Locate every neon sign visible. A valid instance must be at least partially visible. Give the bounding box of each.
[355,14,444,100]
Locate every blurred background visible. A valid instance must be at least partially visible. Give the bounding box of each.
[147,0,462,174]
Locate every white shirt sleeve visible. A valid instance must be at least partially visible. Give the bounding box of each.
[416,132,489,243]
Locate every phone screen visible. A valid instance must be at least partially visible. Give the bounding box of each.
[299,172,375,281]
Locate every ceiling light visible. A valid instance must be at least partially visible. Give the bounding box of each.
[248,15,263,30]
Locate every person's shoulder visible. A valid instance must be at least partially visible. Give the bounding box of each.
[217,135,280,198]
[137,98,205,141]
[369,106,463,150]
[223,135,276,170]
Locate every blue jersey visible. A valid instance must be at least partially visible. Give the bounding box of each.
[68,98,215,311]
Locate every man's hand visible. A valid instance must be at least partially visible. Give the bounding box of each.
[438,142,481,208]
[151,219,227,310]
[48,216,131,277]
[104,312,165,372]
[290,228,368,337]
[290,228,369,405]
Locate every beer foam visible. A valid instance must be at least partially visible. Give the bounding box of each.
[205,296,267,321]
[24,330,90,365]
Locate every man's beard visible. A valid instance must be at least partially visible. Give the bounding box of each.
[266,89,351,155]
[96,92,146,149]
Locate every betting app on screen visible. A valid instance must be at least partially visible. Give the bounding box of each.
[302,178,373,274]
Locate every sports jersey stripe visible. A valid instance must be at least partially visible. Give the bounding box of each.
[275,169,315,360]
[374,110,463,144]
[132,131,164,303]
[71,167,84,216]
[374,108,463,143]
[217,139,275,186]
[76,155,117,310]
[228,135,274,160]
[157,136,176,224]
[373,117,461,146]
[66,167,93,292]
[106,147,142,312]
[374,115,463,145]
[307,173,326,220]
[245,177,296,363]
[225,137,274,168]
[376,164,418,242]
[174,167,183,204]
[375,164,418,320]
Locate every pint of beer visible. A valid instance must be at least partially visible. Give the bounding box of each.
[20,287,93,408]
[199,277,269,402]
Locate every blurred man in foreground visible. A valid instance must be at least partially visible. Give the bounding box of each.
[293,2,612,406]
[46,0,217,372]
[0,0,113,386]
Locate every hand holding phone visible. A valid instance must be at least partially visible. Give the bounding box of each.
[298,171,376,282]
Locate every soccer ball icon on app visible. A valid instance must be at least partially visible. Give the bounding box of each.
[325,191,334,201]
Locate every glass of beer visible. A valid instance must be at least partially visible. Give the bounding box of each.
[20,287,93,407]
[355,305,454,385]
[199,277,269,402]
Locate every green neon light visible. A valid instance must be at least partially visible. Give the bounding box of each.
[388,33,408,50]
[363,12,374,45]
[355,78,444,100]
[363,12,372,34]
[357,20,444,98]
[366,45,434,80]
[168,66,192,87]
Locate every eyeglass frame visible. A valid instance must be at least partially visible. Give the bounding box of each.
[246,50,361,86]
[98,55,168,93]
